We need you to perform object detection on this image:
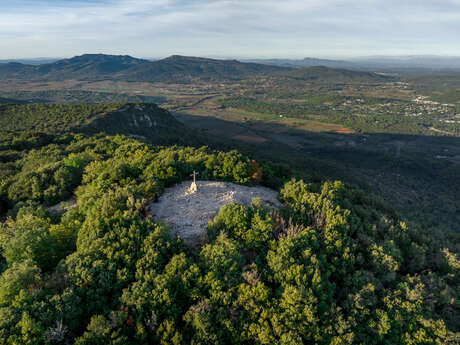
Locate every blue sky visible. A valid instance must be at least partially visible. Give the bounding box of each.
[1,0,460,59]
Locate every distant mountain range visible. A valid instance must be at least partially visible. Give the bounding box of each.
[0,54,148,80]
[352,55,460,70]
[0,96,29,104]
[281,65,391,82]
[122,55,288,82]
[0,58,59,65]
[0,53,397,83]
[0,54,288,82]
[2,54,460,81]
[246,56,460,72]
[244,57,351,69]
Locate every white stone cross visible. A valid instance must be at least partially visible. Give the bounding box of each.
[188,171,199,194]
[190,171,199,183]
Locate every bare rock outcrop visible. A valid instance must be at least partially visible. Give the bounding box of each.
[149,181,281,243]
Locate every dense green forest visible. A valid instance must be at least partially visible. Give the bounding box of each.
[0,90,166,105]
[0,103,122,133]
[0,102,458,344]
[0,103,198,146]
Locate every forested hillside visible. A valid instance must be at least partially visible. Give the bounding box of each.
[0,103,458,344]
[0,102,196,145]
[279,65,393,83]
[121,55,288,82]
[0,97,28,104]
[0,90,165,105]
[0,54,288,82]
[0,54,147,81]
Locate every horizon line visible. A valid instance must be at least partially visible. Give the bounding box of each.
[2,53,460,62]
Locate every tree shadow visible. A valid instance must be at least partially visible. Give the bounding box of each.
[173,111,460,233]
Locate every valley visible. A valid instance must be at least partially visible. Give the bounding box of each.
[1,55,459,235]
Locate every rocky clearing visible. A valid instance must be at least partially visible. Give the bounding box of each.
[149,181,281,243]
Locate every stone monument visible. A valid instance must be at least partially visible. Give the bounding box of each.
[187,171,199,194]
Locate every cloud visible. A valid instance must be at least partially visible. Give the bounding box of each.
[0,0,459,58]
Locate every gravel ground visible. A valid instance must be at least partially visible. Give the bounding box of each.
[47,198,77,214]
[149,181,281,243]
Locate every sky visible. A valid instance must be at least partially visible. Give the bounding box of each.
[1,0,460,59]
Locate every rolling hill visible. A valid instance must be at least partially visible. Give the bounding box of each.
[0,57,59,65]
[119,55,288,82]
[0,102,197,145]
[245,57,353,69]
[248,56,460,72]
[280,65,394,82]
[34,54,148,79]
[0,54,289,82]
[0,53,393,83]
[0,96,29,104]
[0,54,147,81]
[0,90,166,105]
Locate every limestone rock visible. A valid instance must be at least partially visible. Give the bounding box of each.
[149,181,281,244]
